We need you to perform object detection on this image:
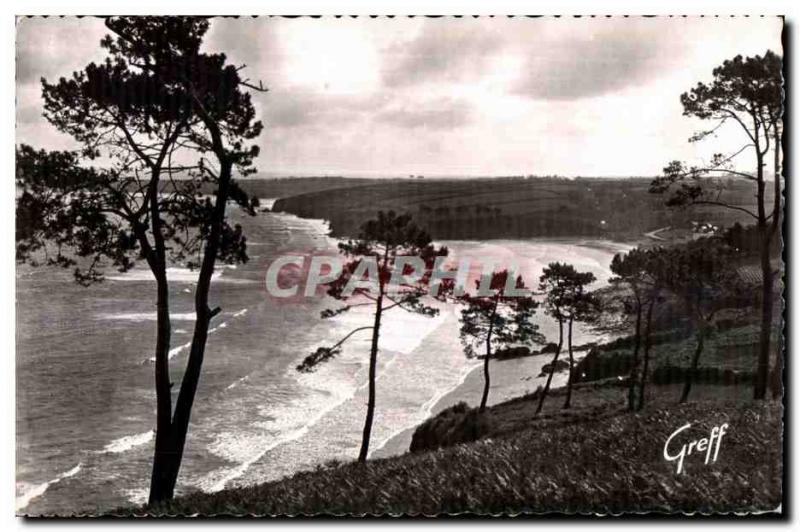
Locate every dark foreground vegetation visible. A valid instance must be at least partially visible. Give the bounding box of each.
[119,384,781,516]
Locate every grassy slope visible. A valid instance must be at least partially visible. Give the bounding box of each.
[127,383,781,516]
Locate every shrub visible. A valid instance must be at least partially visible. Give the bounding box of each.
[573,347,632,383]
[538,359,570,377]
[491,346,532,360]
[409,402,491,453]
[540,342,559,354]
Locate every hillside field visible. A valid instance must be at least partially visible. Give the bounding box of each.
[247,176,767,241]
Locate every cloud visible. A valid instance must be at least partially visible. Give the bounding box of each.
[379,18,690,101]
[204,17,284,83]
[16,100,41,125]
[381,19,505,87]
[263,91,388,130]
[512,18,690,101]
[14,16,784,177]
[377,98,472,130]
[16,17,107,84]
[15,17,109,151]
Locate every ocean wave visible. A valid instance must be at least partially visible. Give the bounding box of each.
[226,375,249,390]
[210,322,228,333]
[143,340,192,364]
[145,323,226,363]
[107,266,257,285]
[259,198,278,210]
[16,463,82,513]
[193,304,450,491]
[196,419,324,494]
[168,341,193,361]
[122,487,149,507]
[101,430,154,454]
[269,211,335,249]
[192,343,374,492]
[195,364,363,492]
[142,308,245,363]
[107,267,219,283]
[107,307,248,324]
[97,312,197,322]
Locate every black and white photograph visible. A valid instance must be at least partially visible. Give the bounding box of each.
[10,10,789,518]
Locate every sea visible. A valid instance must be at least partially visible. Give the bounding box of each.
[15,200,632,514]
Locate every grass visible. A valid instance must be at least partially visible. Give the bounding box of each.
[118,382,781,516]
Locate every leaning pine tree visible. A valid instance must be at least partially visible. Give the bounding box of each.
[19,16,265,504]
[101,16,266,504]
[296,211,448,461]
[458,270,543,412]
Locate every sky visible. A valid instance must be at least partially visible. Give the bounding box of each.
[16,16,783,177]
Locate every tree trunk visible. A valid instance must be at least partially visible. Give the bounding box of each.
[480,349,491,413]
[147,269,173,505]
[159,158,235,497]
[637,298,656,411]
[772,326,783,399]
[563,318,575,409]
[535,318,563,415]
[769,125,782,399]
[680,327,705,403]
[772,124,781,237]
[754,248,775,400]
[141,168,175,506]
[752,140,773,400]
[479,299,497,413]
[359,289,384,461]
[627,301,643,411]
